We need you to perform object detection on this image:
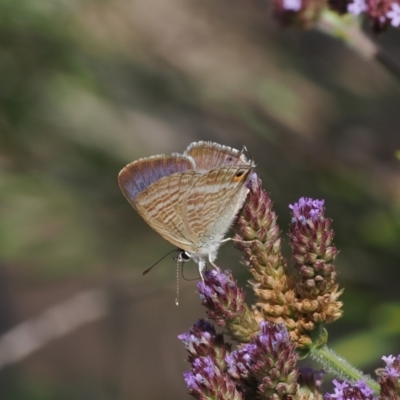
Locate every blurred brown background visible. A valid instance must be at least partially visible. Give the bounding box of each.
[1,0,400,399]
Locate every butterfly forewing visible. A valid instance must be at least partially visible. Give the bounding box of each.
[185,141,250,171]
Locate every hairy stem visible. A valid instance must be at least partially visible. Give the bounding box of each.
[310,344,380,393]
[317,10,400,83]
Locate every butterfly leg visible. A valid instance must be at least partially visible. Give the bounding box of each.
[222,237,256,245]
[208,254,219,271]
[198,260,206,282]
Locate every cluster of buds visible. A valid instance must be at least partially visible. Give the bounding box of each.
[234,176,342,348]
[289,197,343,344]
[325,379,377,399]
[377,354,400,398]
[273,0,400,32]
[330,0,400,31]
[226,321,299,398]
[233,175,301,344]
[179,319,301,399]
[178,319,241,400]
[197,268,259,342]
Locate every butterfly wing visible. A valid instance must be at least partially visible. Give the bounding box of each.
[185,141,252,171]
[182,165,253,252]
[119,155,197,251]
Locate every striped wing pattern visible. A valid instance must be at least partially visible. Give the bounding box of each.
[134,170,198,251]
[118,155,193,204]
[182,166,251,251]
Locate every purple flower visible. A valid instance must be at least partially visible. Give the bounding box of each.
[381,353,400,377]
[226,343,258,380]
[289,196,341,298]
[178,319,215,348]
[226,322,299,398]
[289,197,325,224]
[178,319,231,371]
[348,0,368,15]
[183,356,243,400]
[386,3,400,26]
[283,0,302,11]
[377,354,400,397]
[324,379,377,399]
[382,355,396,367]
[363,0,397,32]
[270,0,400,32]
[179,320,246,398]
[197,268,246,325]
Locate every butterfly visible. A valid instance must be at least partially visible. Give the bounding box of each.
[118,141,255,278]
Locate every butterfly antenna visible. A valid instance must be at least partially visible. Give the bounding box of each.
[175,257,180,306]
[142,249,178,276]
[241,145,256,166]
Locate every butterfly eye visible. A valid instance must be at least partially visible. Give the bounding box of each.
[180,251,191,261]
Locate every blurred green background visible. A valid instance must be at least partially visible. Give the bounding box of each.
[0,0,400,398]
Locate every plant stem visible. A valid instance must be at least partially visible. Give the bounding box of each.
[317,10,400,83]
[310,344,380,393]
